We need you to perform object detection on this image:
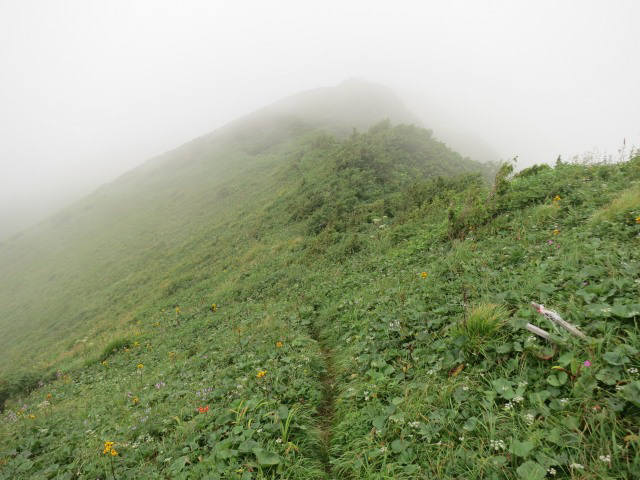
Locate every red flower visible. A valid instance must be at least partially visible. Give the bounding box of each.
[198,405,209,414]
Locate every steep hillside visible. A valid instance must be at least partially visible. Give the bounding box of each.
[1,84,640,479]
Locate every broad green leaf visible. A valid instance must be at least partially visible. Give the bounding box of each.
[547,371,568,386]
[252,448,281,465]
[603,350,630,366]
[516,460,546,480]
[510,439,534,458]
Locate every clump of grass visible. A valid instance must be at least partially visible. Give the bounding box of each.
[98,337,131,362]
[590,184,640,224]
[453,303,508,353]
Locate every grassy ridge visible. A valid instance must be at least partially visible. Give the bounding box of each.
[1,119,640,478]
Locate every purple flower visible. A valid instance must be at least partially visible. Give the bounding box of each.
[155,381,166,389]
[583,360,591,367]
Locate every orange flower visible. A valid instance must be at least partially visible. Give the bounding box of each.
[198,405,209,414]
[276,341,283,348]
[256,370,267,378]
[420,272,428,279]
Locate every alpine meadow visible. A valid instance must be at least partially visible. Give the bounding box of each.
[1,80,640,480]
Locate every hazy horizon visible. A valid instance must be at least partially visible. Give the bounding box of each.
[2,0,639,239]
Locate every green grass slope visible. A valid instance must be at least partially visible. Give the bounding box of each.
[2,89,640,478]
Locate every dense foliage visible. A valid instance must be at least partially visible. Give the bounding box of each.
[1,118,639,479]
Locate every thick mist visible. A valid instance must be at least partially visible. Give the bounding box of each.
[1,0,639,239]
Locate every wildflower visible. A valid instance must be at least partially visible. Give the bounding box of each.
[547,239,554,245]
[524,413,535,425]
[168,352,176,359]
[133,341,140,347]
[211,303,217,312]
[548,467,556,476]
[504,402,513,411]
[599,454,611,464]
[628,367,638,374]
[421,272,428,279]
[276,341,283,348]
[553,229,560,235]
[559,398,569,405]
[583,360,591,367]
[132,397,139,405]
[103,441,115,454]
[490,439,506,451]
[636,216,640,224]
[155,381,166,389]
[462,385,469,391]
[553,195,561,202]
[46,393,52,400]
[198,405,209,414]
[101,360,108,366]
[110,449,118,456]
[28,414,36,419]
[137,364,144,370]
[513,395,524,403]
[256,370,267,378]
[569,463,584,470]
[275,438,282,444]
[175,307,180,314]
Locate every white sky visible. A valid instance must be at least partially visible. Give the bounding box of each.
[1,0,639,237]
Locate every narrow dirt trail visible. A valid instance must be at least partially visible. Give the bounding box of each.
[318,344,336,478]
[309,321,337,478]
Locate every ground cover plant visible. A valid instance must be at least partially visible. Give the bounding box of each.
[1,113,639,479]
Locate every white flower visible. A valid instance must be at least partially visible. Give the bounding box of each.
[628,367,638,374]
[504,402,513,411]
[599,454,611,464]
[276,438,282,444]
[513,395,524,403]
[524,413,535,425]
[559,398,569,405]
[518,381,529,388]
[458,436,464,442]
[462,386,469,391]
[490,439,506,451]
[569,463,584,470]
[547,467,556,476]
[409,421,420,429]
[616,385,624,391]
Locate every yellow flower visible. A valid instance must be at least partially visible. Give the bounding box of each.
[133,341,140,347]
[553,195,561,202]
[101,360,108,366]
[46,393,52,400]
[110,449,118,456]
[421,272,428,279]
[28,414,36,419]
[553,229,560,235]
[132,396,139,404]
[175,307,181,314]
[276,341,283,348]
[636,216,640,224]
[211,303,218,312]
[256,370,267,378]
[137,364,144,369]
